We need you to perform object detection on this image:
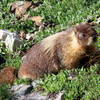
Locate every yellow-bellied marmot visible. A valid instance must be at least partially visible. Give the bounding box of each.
[18,22,99,80]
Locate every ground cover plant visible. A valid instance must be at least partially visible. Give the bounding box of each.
[0,0,100,99]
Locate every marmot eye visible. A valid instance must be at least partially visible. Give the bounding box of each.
[78,33,87,39]
[82,34,86,37]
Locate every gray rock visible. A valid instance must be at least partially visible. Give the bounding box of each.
[31,80,42,88]
[11,89,64,100]
[14,91,48,100]
[11,84,33,96]
[0,29,22,52]
[11,83,64,100]
[54,91,64,100]
[0,29,7,41]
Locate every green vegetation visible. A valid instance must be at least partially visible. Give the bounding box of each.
[42,65,100,100]
[0,84,12,100]
[0,0,100,99]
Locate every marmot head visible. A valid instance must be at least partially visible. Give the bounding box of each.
[75,23,98,46]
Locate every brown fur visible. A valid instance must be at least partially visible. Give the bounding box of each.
[18,23,99,80]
